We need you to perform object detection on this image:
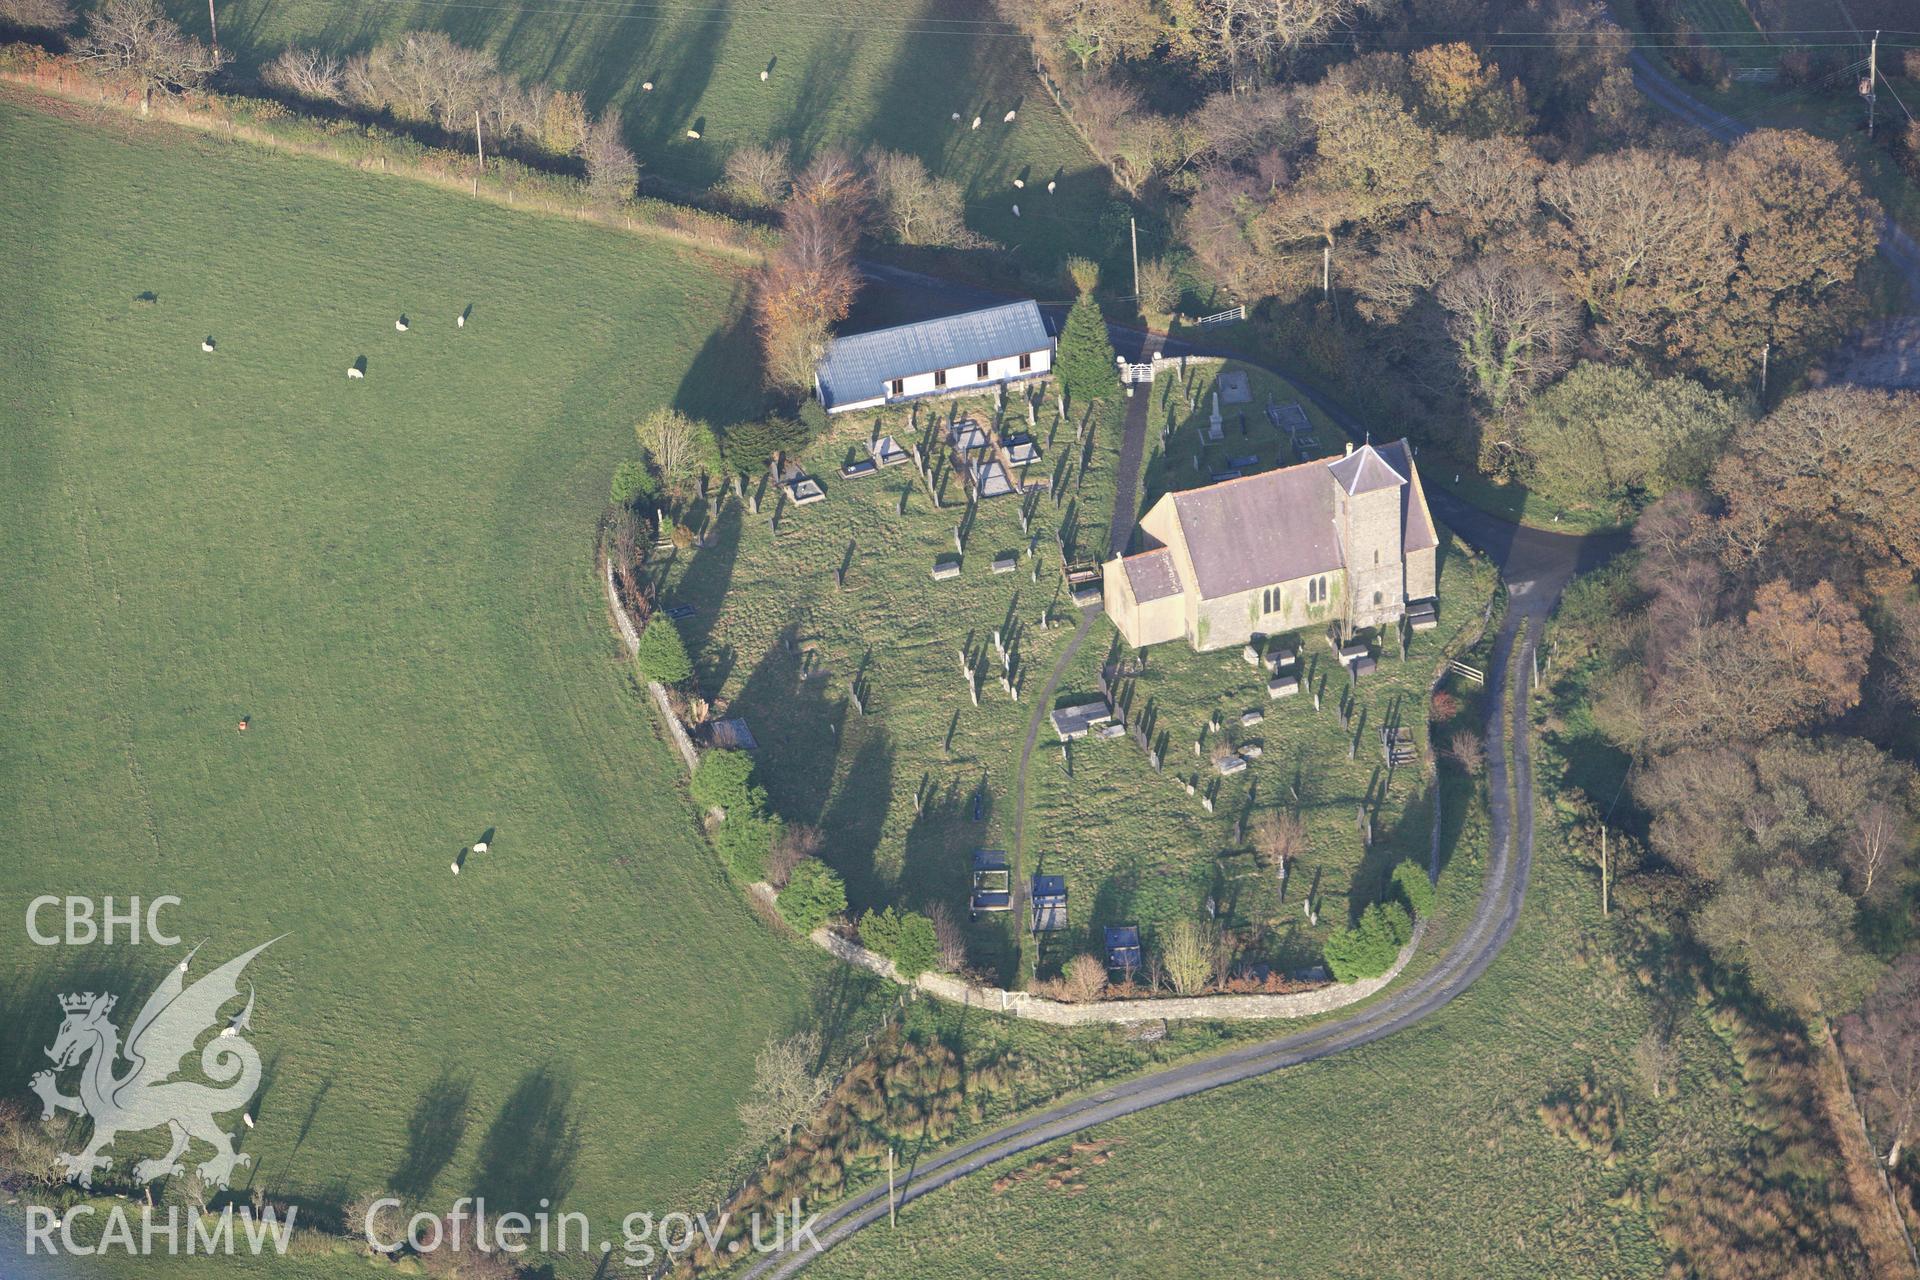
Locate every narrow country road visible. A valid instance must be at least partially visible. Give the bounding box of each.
[745,269,1619,1279]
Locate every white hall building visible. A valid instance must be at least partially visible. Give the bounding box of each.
[813,300,1055,414]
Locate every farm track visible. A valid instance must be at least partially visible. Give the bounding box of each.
[737,282,1615,1276]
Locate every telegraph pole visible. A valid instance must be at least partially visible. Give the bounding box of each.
[207,0,219,53]
[1869,30,1880,139]
[1759,340,1770,401]
[1322,244,1331,299]
[1129,215,1140,302]
[474,111,485,193]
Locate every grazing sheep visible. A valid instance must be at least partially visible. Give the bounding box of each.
[686,128,701,139]
[456,314,465,328]
[473,841,488,854]
[951,112,960,120]
[450,861,460,874]
[760,69,768,80]
[1013,178,1024,189]
[1047,180,1056,194]
[643,81,654,91]
[1011,204,1020,217]
[971,116,981,129]
[241,1113,254,1129]
[201,338,215,352]
[1004,109,1016,122]
[395,317,409,332]
[348,367,364,379]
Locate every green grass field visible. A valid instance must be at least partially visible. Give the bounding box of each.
[0,96,868,1275]
[159,0,1114,277]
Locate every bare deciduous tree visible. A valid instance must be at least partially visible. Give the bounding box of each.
[1160,919,1224,996]
[722,140,793,208]
[736,1030,831,1145]
[1632,1025,1680,1099]
[866,149,969,247]
[1436,255,1576,412]
[1845,801,1909,901]
[767,823,822,889]
[1135,258,1179,313]
[0,0,74,30]
[928,902,967,972]
[73,0,226,114]
[635,407,710,496]
[581,114,638,205]
[1845,960,1920,1167]
[264,46,344,102]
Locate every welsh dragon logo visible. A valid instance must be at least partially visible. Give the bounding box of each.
[30,939,278,1189]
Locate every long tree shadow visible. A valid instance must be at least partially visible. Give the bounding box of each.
[816,727,896,912]
[728,620,846,828]
[388,1070,472,1202]
[673,501,743,694]
[469,1067,582,1215]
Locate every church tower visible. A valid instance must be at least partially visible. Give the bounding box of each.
[1328,443,1407,631]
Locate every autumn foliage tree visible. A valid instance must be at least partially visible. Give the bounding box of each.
[756,153,866,395]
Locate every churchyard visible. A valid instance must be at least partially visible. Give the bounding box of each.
[658,359,1498,987]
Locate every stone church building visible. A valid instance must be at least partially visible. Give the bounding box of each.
[1103,440,1439,653]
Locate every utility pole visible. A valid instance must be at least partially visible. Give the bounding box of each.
[207,0,219,53]
[1129,215,1139,303]
[1322,244,1331,299]
[1600,826,1610,917]
[474,111,485,194]
[887,1148,897,1227]
[1759,340,1770,401]
[1869,30,1880,139]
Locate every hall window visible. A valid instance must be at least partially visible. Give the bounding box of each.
[890,378,904,396]
[934,369,947,388]
[1019,353,1032,371]
[976,361,990,378]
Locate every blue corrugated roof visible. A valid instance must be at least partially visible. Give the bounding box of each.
[815,301,1051,410]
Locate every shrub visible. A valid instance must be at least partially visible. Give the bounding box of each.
[1392,859,1435,919]
[718,414,810,474]
[1323,901,1413,982]
[857,908,939,979]
[779,859,846,934]
[890,913,938,979]
[610,458,659,508]
[691,749,758,814]
[635,615,693,684]
[1055,290,1119,408]
[1060,953,1107,1002]
[716,812,783,881]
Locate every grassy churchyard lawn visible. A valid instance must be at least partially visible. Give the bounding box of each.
[151,0,1112,278]
[1024,362,1498,975]
[660,355,1497,985]
[654,386,1131,986]
[0,98,870,1275]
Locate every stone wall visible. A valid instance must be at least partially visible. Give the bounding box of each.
[605,557,699,774]
[812,922,1424,1026]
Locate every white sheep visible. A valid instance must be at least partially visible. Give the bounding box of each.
[971,116,981,130]
[1013,178,1024,189]
[1047,180,1056,194]
[456,314,465,328]
[201,338,215,352]
[1011,204,1020,217]
[760,69,768,81]
[686,128,701,139]
[348,367,364,379]
[395,317,409,332]
[642,81,654,91]
[473,841,488,854]
[450,861,460,874]
[1004,109,1016,123]
[241,1113,254,1129]
[951,112,960,120]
